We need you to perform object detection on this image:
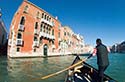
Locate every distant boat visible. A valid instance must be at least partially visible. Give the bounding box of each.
[65,56,117,82]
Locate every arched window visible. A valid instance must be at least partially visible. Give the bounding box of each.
[43,25,45,32]
[34,36,38,41]
[20,16,25,25]
[40,23,43,32]
[52,29,54,36]
[24,5,28,13]
[42,13,44,18]
[44,14,46,19]
[36,11,40,18]
[35,22,38,29]
[47,16,49,21]
[17,33,22,39]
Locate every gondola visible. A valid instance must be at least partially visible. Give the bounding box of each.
[65,56,117,82]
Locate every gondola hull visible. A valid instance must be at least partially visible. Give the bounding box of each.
[65,56,117,82]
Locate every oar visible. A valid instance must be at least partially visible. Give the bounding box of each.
[35,55,92,80]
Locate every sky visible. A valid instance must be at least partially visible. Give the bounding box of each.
[0,0,125,46]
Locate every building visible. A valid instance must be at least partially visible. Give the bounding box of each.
[59,26,85,55]
[120,41,125,53]
[0,10,8,55]
[111,41,125,53]
[0,10,7,46]
[8,0,61,58]
[8,0,86,58]
[59,26,74,55]
[72,33,85,54]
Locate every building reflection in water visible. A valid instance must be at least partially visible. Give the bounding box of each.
[7,56,75,82]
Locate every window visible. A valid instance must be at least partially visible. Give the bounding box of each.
[52,29,54,35]
[64,32,66,36]
[34,36,37,41]
[49,17,51,22]
[35,22,38,29]
[34,48,36,52]
[24,5,28,13]
[40,37,42,44]
[36,11,40,18]
[48,28,51,34]
[40,23,43,32]
[20,17,25,25]
[43,26,45,32]
[17,47,20,52]
[17,33,22,39]
[49,40,51,44]
[45,15,46,19]
[58,32,60,38]
[52,40,54,45]
[59,41,61,46]
[42,13,44,18]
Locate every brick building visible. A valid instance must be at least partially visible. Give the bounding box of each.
[8,0,61,57]
[8,0,86,58]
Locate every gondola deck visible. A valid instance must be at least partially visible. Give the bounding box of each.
[65,56,117,82]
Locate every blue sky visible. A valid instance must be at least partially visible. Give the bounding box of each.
[0,0,125,46]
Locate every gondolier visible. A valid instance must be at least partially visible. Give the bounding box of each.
[91,38,110,82]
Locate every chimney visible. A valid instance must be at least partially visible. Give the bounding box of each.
[55,16,58,20]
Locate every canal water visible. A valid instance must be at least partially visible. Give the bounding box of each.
[0,53,125,82]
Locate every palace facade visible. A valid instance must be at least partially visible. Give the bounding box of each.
[8,0,85,58]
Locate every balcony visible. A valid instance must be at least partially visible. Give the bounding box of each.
[16,39,23,46]
[34,29,39,35]
[39,32,46,37]
[18,24,25,31]
[41,18,53,27]
[8,39,12,46]
[33,41,39,47]
[39,32,55,40]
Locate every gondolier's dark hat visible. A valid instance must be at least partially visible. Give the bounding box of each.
[96,38,102,44]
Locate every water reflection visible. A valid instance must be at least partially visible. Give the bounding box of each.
[7,56,75,82]
[3,54,125,82]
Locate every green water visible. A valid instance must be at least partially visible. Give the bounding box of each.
[0,53,125,82]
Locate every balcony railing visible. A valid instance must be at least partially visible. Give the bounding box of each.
[8,39,12,46]
[33,41,39,47]
[16,39,23,46]
[39,32,55,40]
[18,24,25,31]
[41,18,53,27]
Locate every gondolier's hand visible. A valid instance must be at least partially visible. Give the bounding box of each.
[87,54,92,59]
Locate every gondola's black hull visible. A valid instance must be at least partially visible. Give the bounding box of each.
[65,56,117,82]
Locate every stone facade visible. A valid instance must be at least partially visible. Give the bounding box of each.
[8,0,85,58]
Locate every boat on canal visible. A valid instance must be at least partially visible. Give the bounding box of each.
[65,56,117,82]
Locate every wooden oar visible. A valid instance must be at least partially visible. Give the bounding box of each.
[35,57,88,80]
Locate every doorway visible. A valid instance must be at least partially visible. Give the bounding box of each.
[43,44,48,57]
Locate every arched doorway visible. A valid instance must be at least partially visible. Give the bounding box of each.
[43,44,48,57]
